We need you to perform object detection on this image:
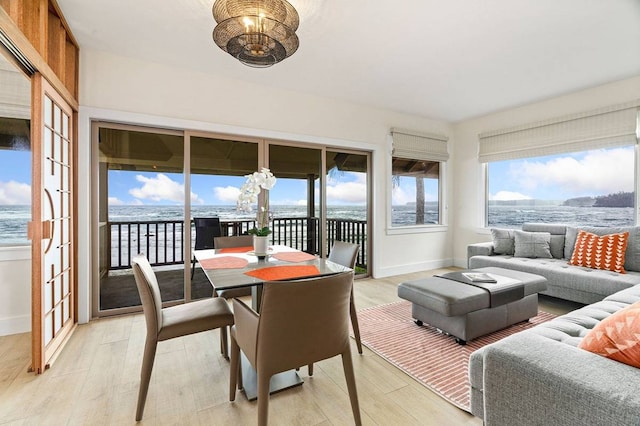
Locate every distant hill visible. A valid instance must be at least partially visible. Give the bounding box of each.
[563,191,634,208]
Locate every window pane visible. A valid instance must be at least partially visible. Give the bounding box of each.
[391,158,440,226]
[487,146,635,228]
[0,53,31,245]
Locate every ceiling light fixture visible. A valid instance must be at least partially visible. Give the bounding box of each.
[212,0,300,68]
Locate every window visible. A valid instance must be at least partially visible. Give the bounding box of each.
[390,128,448,227]
[487,146,635,228]
[392,158,440,226]
[0,54,31,245]
[480,101,639,229]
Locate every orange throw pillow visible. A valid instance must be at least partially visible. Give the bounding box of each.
[579,301,640,368]
[569,230,629,273]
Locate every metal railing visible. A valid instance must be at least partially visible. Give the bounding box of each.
[107,217,368,271]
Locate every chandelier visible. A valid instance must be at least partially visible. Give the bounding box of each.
[212,0,300,68]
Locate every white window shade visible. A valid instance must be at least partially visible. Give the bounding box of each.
[478,100,640,163]
[391,128,449,162]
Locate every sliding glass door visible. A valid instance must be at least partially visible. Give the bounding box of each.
[188,134,258,299]
[94,126,371,315]
[96,124,184,313]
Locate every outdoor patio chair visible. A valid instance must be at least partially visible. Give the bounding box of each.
[131,254,234,421]
[191,217,222,279]
[229,271,361,426]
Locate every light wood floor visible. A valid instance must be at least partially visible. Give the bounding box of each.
[0,268,579,425]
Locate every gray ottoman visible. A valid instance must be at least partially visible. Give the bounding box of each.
[397,267,547,344]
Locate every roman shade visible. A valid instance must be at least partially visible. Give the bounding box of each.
[478,100,640,163]
[391,128,449,162]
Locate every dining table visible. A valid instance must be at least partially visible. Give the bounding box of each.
[194,244,352,400]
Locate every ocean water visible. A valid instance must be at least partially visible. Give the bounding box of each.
[488,205,634,229]
[2,204,634,248]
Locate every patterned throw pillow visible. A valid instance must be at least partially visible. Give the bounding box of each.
[578,301,640,368]
[569,230,629,273]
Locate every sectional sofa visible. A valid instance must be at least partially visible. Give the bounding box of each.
[466,223,640,424]
[467,223,640,304]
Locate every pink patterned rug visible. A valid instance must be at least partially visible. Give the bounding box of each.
[356,300,556,412]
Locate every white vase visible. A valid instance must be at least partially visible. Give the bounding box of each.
[253,235,269,257]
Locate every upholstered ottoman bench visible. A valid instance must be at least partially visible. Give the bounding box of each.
[397,267,547,344]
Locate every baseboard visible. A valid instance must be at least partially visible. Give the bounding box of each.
[0,314,30,336]
[375,258,454,278]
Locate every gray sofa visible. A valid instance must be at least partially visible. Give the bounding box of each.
[469,283,640,425]
[467,223,640,304]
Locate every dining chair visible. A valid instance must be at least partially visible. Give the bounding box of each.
[229,271,361,426]
[191,217,222,279]
[212,235,254,299]
[328,241,363,355]
[211,235,254,358]
[131,254,234,421]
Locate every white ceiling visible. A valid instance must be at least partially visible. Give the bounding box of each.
[57,0,640,122]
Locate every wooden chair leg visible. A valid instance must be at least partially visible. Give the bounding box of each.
[350,297,363,354]
[308,363,314,376]
[341,350,362,426]
[136,339,158,421]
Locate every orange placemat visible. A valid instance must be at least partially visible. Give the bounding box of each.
[244,265,320,281]
[218,246,254,254]
[199,256,249,269]
[272,251,317,262]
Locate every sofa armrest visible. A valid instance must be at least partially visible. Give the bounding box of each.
[467,242,495,265]
[482,333,640,426]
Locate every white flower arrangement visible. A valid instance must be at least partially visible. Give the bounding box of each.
[237,167,277,236]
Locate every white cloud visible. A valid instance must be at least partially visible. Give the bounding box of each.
[129,173,201,204]
[490,191,532,201]
[512,148,634,196]
[392,186,414,206]
[108,197,124,206]
[214,185,240,203]
[296,199,307,206]
[327,181,367,204]
[0,181,31,205]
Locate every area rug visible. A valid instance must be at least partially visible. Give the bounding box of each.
[356,300,556,412]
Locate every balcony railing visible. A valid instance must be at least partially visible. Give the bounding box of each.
[107,217,367,271]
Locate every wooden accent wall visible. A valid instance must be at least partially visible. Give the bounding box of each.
[0,0,78,101]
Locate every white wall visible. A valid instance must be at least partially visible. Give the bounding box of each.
[76,49,456,322]
[451,75,640,267]
[0,246,31,335]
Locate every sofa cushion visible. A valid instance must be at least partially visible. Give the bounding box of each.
[522,223,566,259]
[578,300,640,368]
[514,230,552,258]
[565,226,640,272]
[490,228,515,255]
[569,230,629,274]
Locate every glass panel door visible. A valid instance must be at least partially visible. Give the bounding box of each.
[326,150,369,275]
[97,125,184,313]
[188,135,258,299]
[268,144,322,253]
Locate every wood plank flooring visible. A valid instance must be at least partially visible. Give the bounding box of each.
[0,268,579,425]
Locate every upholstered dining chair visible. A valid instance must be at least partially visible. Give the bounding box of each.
[328,241,363,355]
[229,271,361,426]
[131,254,234,421]
[212,235,254,299]
[191,217,222,279]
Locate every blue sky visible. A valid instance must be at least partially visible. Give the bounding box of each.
[0,146,634,205]
[106,170,370,206]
